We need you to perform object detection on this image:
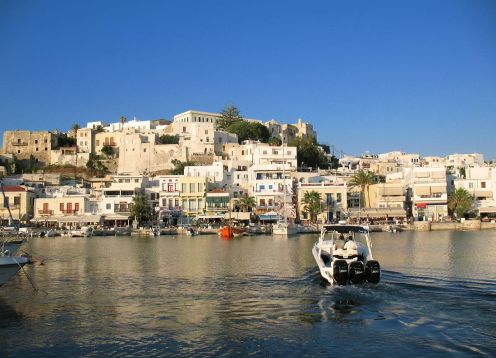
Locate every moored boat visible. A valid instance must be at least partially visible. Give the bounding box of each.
[272,222,298,236]
[1,244,29,286]
[218,226,245,239]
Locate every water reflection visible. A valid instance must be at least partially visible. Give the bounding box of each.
[0,232,494,356]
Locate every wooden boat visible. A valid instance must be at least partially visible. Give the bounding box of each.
[219,226,246,239]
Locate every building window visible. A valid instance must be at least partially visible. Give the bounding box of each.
[13,196,20,206]
[469,183,473,189]
[106,203,111,210]
[60,203,64,212]
[189,183,195,193]
[337,193,342,203]
[260,199,266,206]
[35,140,38,144]
[75,203,79,213]
[481,182,486,189]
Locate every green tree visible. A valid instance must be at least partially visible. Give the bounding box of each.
[225,121,270,143]
[119,116,127,127]
[349,170,377,208]
[71,123,80,132]
[86,153,108,177]
[101,145,114,157]
[95,125,105,133]
[217,104,243,129]
[302,191,323,223]
[169,159,195,175]
[237,195,256,212]
[158,134,180,144]
[448,188,474,218]
[131,193,152,226]
[268,136,282,146]
[290,136,329,169]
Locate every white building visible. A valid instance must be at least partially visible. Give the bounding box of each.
[445,153,485,169]
[411,166,448,221]
[454,166,495,216]
[100,175,151,224]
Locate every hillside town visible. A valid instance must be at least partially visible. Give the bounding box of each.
[1,107,495,232]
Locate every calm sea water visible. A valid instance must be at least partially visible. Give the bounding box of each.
[1,231,496,357]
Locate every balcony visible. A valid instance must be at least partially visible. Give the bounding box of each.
[11,141,28,146]
[61,210,79,215]
[38,210,54,215]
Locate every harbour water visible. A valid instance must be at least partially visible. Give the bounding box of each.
[1,231,496,356]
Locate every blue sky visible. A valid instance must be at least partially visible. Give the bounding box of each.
[1,0,495,159]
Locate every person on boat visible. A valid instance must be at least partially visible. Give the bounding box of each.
[334,234,346,250]
[344,235,358,257]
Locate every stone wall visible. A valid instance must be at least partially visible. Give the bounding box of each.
[3,130,57,167]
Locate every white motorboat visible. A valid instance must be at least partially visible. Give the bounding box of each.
[1,244,28,286]
[312,224,381,285]
[272,222,298,236]
[69,226,93,237]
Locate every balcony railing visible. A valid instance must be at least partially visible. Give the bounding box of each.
[11,141,28,146]
[61,210,79,215]
[38,210,54,215]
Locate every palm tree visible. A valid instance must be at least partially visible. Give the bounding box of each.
[348,170,377,208]
[71,123,80,132]
[237,195,255,212]
[302,191,323,223]
[448,188,474,218]
[119,116,127,130]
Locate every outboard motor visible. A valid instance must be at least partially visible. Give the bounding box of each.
[349,261,365,284]
[333,260,349,285]
[365,260,381,284]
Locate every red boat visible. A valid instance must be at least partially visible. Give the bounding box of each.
[219,226,246,239]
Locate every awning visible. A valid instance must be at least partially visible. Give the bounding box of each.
[259,213,280,221]
[198,214,225,219]
[58,215,102,223]
[475,190,492,198]
[416,203,427,208]
[349,208,407,218]
[431,171,446,179]
[32,216,61,222]
[415,186,431,196]
[382,186,403,196]
[479,207,496,213]
[431,186,447,194]
[103,214,131,221]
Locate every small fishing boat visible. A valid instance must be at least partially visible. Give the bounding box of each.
[218,226,245,239]
[0,243,29,286]
[312,224,381,285]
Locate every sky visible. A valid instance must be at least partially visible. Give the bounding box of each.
[1,0,495,159]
